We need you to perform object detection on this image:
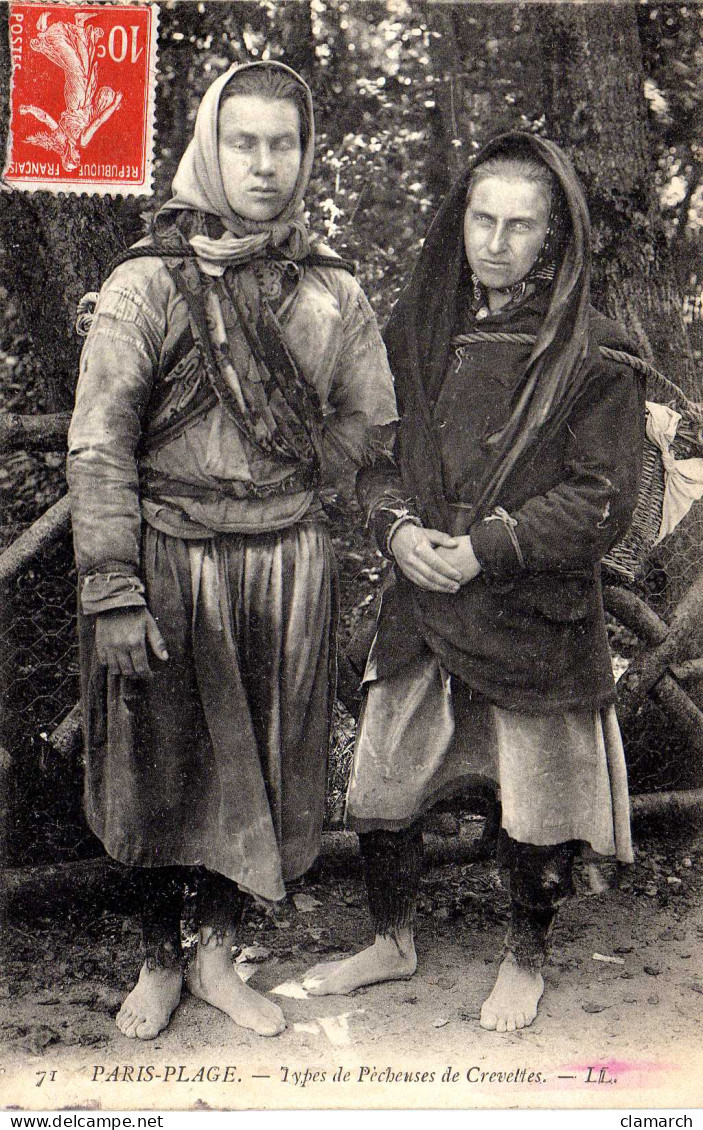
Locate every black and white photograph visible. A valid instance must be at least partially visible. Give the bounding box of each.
[0,0,702,1117]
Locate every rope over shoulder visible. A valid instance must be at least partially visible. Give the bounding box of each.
[452,331,703,425]
[106,244,357,276]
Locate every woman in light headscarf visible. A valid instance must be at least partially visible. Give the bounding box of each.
[304,133,645,1033]
[68,62,397,1040]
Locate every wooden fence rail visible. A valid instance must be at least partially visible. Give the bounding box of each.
[0,493,72,587]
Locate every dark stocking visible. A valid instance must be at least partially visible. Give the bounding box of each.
[196,869,247,946]
[503,838,576,969]
[138,867,185,970]
[359,826,424,938]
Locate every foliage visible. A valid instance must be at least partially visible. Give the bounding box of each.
[638,2,703,249]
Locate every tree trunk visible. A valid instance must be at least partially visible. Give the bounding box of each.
[276,2,315,79]
[539,2,703,622]
[423,6,463,198]
[539,3,699,396]
[425,3,548,195]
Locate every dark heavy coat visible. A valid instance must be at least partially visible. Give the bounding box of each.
[358,133,646,714]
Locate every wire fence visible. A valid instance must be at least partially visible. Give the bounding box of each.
[1,532,79,741]
[0,528,91,865]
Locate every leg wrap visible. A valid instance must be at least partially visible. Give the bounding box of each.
[138,867,184,971]
[359,827,423,939]
[196,869,247,944]
[503,839,576,970]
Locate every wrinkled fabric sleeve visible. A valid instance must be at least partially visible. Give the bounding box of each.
[356,449,424,560]
[324,276,423,551]
[470,361,645,580]
[320,281,399,491]
[67,274,166,613]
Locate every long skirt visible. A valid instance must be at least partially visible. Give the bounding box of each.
[79,521,337,903]
[345,649,633,863]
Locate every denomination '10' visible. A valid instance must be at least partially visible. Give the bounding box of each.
[96,24,144,64]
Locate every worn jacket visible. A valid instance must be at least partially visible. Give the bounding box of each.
[358,298,645,713]
[68,255,398,614]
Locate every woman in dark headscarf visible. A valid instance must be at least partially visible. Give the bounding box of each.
[304,133,645,1033]
[68,62,397,1040]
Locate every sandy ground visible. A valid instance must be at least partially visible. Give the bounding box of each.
[2,819,703,1112]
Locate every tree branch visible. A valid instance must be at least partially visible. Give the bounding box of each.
[0,494,71,586]
[0,412,71,453]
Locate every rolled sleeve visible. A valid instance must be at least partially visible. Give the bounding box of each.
[80,571,146,615]
[470,515,523,580]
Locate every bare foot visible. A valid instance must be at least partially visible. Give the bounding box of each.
[187,939,285,1037]
[116,963,183,1040]
[480,952,544,1032]
[302,933,417,996]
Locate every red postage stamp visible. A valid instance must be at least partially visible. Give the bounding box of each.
[4,1,158,195]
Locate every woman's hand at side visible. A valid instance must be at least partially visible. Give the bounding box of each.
[95,607,169,677]
[389,522,462,593]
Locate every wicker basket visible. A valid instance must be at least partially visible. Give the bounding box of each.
[598,346,703,583]
[602,427,674,582]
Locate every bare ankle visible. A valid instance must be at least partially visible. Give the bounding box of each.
[375,930,415,961]
[199,925,236,948]
[196,928,237,968]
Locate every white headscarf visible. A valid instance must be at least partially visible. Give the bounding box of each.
[158,61,315,275]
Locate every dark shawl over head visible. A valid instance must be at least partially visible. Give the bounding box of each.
[384,132,592,533]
